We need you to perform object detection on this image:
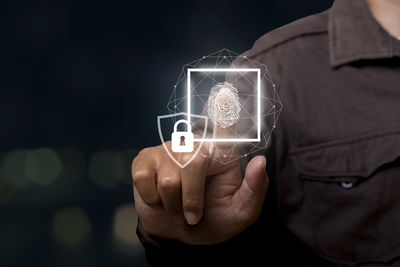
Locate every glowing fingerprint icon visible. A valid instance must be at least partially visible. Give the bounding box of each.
[207,82,241,128]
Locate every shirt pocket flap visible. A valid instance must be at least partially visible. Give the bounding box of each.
[290,131,400,182]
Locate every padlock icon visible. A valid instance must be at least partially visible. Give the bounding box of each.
[171,120,194,153]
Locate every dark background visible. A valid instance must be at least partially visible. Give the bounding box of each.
[0,0,332,266]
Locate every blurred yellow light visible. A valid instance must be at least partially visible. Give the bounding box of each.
[26,148,62,186]
[113,204,140,246]
[53,207,91,248]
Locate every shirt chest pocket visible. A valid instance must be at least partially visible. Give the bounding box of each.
[290,131,400,264]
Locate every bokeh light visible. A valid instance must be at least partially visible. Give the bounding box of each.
[113,204,141,254]
[1,149,30,188]
[26,148,62,186]
[89,150,125,188]
[52,207,91,248]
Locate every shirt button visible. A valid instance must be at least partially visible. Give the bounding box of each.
[341,182,353,189]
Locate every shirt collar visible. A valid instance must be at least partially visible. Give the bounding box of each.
[329,0,400,67]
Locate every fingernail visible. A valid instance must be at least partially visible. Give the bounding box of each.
[185,212,199,225]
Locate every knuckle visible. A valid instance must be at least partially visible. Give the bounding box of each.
[132,168,152,185]
[158,174,180,191]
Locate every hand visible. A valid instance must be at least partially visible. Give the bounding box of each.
[132,120,269,245]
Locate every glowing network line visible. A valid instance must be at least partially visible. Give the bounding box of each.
[166,48,283,165]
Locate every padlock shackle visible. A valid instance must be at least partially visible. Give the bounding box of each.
[174,120,192,132]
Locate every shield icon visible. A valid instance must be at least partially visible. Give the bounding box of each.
[157,112,208,168]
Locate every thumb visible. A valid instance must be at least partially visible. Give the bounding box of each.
[232,155,269,223]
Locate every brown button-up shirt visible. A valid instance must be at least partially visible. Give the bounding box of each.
[138,0,400,265]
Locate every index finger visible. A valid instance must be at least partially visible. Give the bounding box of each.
[207,84,241,171]
[209,84,240,152]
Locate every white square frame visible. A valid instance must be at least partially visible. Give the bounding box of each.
[187,68,261,142]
